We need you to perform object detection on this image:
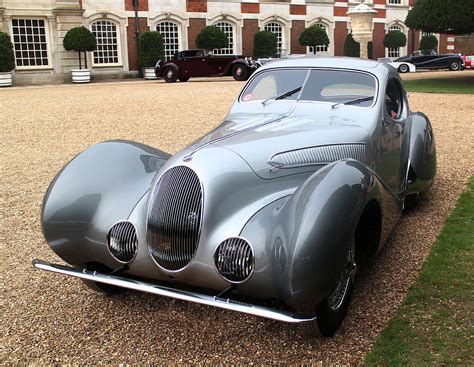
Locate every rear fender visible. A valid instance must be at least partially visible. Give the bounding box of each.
[42,140,170,267]
[157,63,179,78]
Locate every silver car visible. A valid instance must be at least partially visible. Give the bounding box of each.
[34,57,436,337]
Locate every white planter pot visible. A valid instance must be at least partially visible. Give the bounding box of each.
[71,69,91,83]
[144,68,157,80]
[0,72,13,87]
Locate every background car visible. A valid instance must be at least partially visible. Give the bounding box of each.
[34,57,436,337]
[378,57,416,73]
[396,50,464,71]
[155,49,257,82]
[462,55,473,69]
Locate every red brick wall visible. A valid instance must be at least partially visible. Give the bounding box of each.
[188,18,206,49]
[334,7,347,17]
[439,33,448,53]
[124,0,148,11]
[127,17,150,71]
[408,29,420,53]
[291,20,306,54]
[241,3,259,14]
[372,23,385,59]
[186,0,207,12]
[454,36,474,54]
[290,5,306,15]
[242,19,259,57]
[334,22,348,56]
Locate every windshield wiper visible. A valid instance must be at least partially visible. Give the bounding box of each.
[262,86,302,105]
[331,96,374,109]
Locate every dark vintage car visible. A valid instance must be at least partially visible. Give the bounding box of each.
[155,49,257,82]
[396,50,464,71]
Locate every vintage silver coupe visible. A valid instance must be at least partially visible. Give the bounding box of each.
[34,57,436,336]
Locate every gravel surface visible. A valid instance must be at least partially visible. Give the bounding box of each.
[1,78,473,365]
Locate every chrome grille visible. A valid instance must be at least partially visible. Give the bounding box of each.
[214,238,254,283]
[107,221,138,263]
[269,144,367,168]
[147,166,202,271]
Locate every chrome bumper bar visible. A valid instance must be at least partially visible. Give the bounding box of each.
[32,259,316,324]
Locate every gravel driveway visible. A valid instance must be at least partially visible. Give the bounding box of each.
[1,79,473,364]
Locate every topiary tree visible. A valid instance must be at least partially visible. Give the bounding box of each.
[63,26,96,69]
[195,26,228,52]
[138,31,164,68]
[299,25,329,54]
[419,34,438,53]
[0,31,15,73]
[253,31,277,58]
[343,32,360,57]
[383,30,407,51]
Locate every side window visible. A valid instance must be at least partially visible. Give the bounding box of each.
[385,78,404,120]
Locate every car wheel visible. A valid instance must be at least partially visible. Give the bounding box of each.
[301,243,356,337]
[79,263,124,295]
[163,67,178,83]
[398,64,409,73]
[232,64,249,81]
[449,61,461,71]
[404,192,425,211]
[179,76,190,82]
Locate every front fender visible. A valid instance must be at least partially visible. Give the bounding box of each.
[42,140,170,267]
[239,160,400,308]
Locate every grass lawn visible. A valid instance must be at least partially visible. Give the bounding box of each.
[403,75,474,94]
[365,177,474,366]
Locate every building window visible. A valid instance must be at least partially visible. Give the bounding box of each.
[91,20,120,65]
[213,21,235,55]
[157,21,180,61]
[388,0,402,4]
[387,25,402,58]
[309,23,329,54]
[11,19,49,68]
[264,22,283,57]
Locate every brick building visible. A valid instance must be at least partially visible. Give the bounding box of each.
[0,0,469,85]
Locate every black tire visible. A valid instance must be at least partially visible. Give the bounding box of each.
[79,263,124,295]
[449,61,461,71]
[232,64,249,81]
[398,64,409,73]
[162,67,178,83]
[179,76,190,82]
[300,244,356,337]
[404,192,424,211]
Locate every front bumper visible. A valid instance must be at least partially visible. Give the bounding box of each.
[32,259,316,324]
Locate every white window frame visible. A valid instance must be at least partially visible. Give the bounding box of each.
[91,19,122,67]
[10,18,52,70]
[156,21,181,61]
[213,21,236,55]
[385,23,408,59]
[264,21,284,58]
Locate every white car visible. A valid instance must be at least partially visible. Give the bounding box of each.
[378,58,416,73]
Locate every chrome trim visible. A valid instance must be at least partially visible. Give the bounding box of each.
[32,259,316,324]
[213,236,255,284]
[107,221,138,264]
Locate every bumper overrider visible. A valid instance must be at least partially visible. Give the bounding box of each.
[32,259,316,323]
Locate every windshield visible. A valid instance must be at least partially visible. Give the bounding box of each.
[241,69,376,107]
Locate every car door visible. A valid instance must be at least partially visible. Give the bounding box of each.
[375,77,407,193]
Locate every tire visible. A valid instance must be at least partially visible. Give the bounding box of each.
[179,76,190,82]
[232,64,249,81]
[449,61,461,71]
[162,67,178,83]
[404,192,424,211]
[300,243,356,337]
[79,263,124,295]
[398,64,409,73]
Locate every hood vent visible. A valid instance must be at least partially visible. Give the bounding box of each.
[147,166,203,271]
[268,143,367,169]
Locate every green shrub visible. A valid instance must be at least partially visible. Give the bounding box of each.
[420,35,438,52]
[253,31,277,58]
[343,33,360,57]
[299,25,329,54]
[383,30,407,49]
[0,31,15,72]
[63,26,96,69]
[195,26,228,51]
[138,31,164,68]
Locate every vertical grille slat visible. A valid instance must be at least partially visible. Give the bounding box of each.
[147,166,203,271]
[214,238,254,283]
[107,221,138,263]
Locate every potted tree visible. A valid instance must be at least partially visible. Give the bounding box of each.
[195,25,228,54]
[299,25,330,54]
[420,34,438,54]
[253,31,277,58]
[0,31,15,87]
[383,30,407,58]
[344,32,360,57]
[138,31,164,80]
[63,26,96,83]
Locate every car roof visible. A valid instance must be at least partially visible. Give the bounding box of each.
[258,56,391,77]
